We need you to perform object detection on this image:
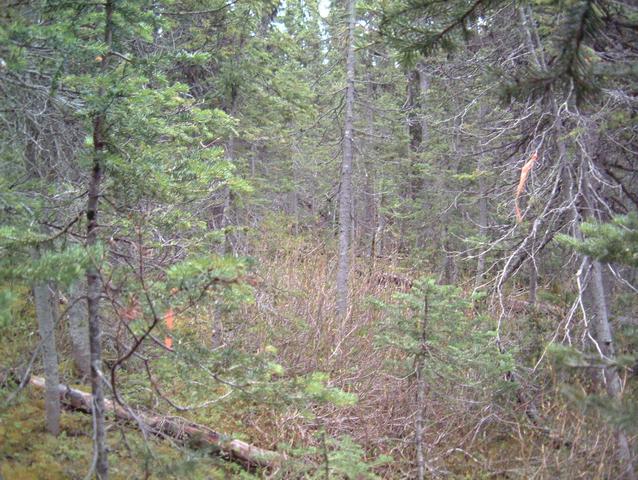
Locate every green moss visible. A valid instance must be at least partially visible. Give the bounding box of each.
[0,392,237,479]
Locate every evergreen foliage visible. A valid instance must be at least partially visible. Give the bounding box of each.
[1,0,637,477]
[558,214,638,267]
[374,277,513,397]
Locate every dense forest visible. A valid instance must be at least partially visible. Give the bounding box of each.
[1,0,637,478]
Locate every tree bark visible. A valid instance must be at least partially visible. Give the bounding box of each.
[361,54,377,259]
[415,360,425,480]
[528,261,537,306]
[29,376,282,468]
[87,128,108,480]
[217,84,238,254]
[31,256,60,436]
[24,110,61,437]
[406,61,428,200]
[473,123,489,291]
[67,279,90,379]
[85,2,114,477]
[474,188,488,290]
[375,193,386,258]
[440,225,456,285]
[336,0,355,319]
[414,293,429,480]
[580,256,636,480]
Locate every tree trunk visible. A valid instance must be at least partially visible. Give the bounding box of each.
[87,127,108,480]
[210,301,224,350]
[474,151,488,291]
[566,117,636,478]
[415,359,426,480]
[414,293,429,480]
[85,2,114,477]
[528,261,537,306]
[363,160,376,258]
[375,193,385,258]
[361,54,377,259]
[24,108,61,437]
[440,225,456,285]
[67,279,90,379]
[580,257,636,480]
[31,253,60,436]
[336,0,355,319]
[208,88,241,348]
[406,61,428,199]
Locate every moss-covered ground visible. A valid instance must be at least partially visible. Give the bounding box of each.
[0,391,252,480]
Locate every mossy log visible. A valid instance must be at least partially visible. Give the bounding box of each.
[29,376,282,468]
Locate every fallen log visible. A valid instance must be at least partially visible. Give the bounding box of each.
[29,376,282,468]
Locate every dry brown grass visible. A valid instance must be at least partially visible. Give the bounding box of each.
[219,227,630,479]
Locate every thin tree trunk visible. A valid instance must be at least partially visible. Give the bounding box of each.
[375,193,385,258]
[87,128,108,480]
[364,161,376,258]
[210,301,224,350]
[31,249,60,436]
[24,111,61,437]
[361,55,377,259]
[209,92,238,349]
[569,122,635,479]
[406,61,428,199]
[440,225,456,285]
[474,151,488,291]
[67,279,90,379]
[85,2,113,477]
[336,0,355,319]
[415,360,425,480]
[528,261,537,306]
[414,293,429,480]
[581,256,635,480]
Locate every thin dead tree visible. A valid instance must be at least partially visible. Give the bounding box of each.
[488,5,637,477]
[336,0,356,320]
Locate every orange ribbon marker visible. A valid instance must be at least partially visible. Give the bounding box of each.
[164,307,175,349]
[515,150,538,223]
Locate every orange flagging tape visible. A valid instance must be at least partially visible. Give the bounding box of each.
[515,150,538,223]
[164,308,175,348]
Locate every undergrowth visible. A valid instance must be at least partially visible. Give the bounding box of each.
[0,220,630,479]
[0,392,240,480]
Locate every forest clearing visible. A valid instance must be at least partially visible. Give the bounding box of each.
[0,0,637,478]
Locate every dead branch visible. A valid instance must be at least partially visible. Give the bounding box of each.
[29,376,283,469]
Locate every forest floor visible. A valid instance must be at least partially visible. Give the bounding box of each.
[0,227,627,479]
[0,392,246,480]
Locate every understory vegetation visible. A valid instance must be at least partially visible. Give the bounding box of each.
[1,0,637,478]
[2,225,636,478]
